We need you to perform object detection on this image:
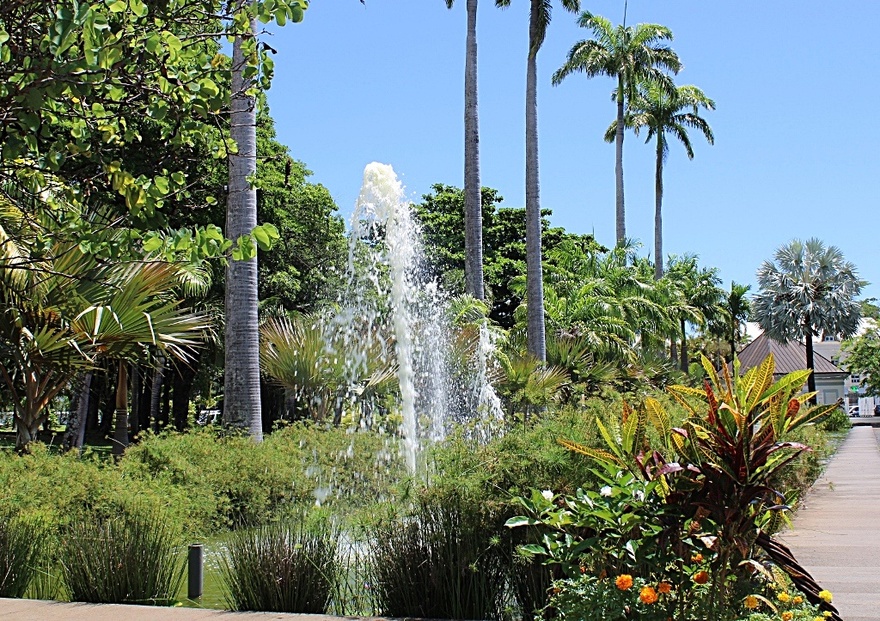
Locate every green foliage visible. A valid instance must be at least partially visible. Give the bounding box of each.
[221,516,338,613]
[550,574,676,621]
[0,512,46,597]
[60,508,184,605]
[842,320,880,395]
[368,494,507,620]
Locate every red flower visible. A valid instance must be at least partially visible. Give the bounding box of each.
[693,570,709,585]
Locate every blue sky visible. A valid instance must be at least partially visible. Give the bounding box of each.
[264,0,880,301]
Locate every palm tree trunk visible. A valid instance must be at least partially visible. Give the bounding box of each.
[224,14,263,441]
[112,360,128,458]
[525,0,546,362]
[150,355,165,432]
[463,0,484,300]
[64,371,92,452]
[804,317,817,404]
[615,76,626,245]
[654,136,664,280]
[680,317,688,372]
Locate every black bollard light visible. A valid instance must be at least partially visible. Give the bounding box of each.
[187,543,204,600]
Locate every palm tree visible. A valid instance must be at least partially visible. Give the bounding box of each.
[611,81,714,279]
[445,0,485,300]
[497,0,580,361]
[665,254,723,372]
[724,281,751,359]
[753,238,863,401]
[552,13,680,245]
[225,10,263,440]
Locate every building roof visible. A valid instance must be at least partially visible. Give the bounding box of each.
[738,332,847,377]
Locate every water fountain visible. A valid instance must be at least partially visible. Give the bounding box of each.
[327,163,503,473]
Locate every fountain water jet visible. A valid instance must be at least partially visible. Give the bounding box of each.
[329,163,503,473]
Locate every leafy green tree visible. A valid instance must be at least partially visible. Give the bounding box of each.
[0,207,209,449]
[0,0,304,258]
[497,0,581,361]
[843,323,880,396]
[415,184,591,329]
[754,238,863,400]
[610,81,714,278]
[552,13,680,245]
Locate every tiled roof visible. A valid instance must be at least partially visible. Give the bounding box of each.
[737,332,847,376]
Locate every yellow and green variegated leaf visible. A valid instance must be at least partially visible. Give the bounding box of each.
[558,438,623,466]
[701,354,722,393]
[791,402,839,430]
[667,389,699,418]
[622,408,638,454]
[645,397,671,442]
[746,354,776,414]
[596,416,624,461]
[671,431,688,456]
[759,369,811,403]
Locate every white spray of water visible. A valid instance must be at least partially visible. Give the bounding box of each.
[331,162,504,473]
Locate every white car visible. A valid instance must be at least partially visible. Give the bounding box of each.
[848,405,860,417]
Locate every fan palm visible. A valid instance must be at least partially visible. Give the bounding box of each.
[496,0,581,361]
[753,238,862,400]
[608,81,714,278]
[0,246,210,449]
[552,13,680,245]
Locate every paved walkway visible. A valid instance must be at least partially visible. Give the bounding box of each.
[779,426,880,621]
[0,598,377,621]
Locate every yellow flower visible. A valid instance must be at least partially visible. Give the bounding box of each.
[639,586,658,605]
[792,595,803,605]
[777,592,791,603]
[813,617,825,621]
[782,612,793,621]
[615,574,633,591]
[744,595,760,609]
[818,590,833,603]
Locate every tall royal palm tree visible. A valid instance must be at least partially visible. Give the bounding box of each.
[497,0,580,361]
[552,13,680,245]
[445,0,486,300]
[225,9,263,440]
[612,81,714,279]
[753,238,863,401]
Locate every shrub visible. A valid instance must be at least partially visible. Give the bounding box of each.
[369,495,507,620]
[0,513,45,597]
[60,508,183,604]
[220,516,338,613]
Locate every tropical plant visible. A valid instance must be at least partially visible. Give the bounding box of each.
[260,315,397,424]
[221,517,339,613]
[664,255,724,372]
[608,81,714,278]
[494,351,570,420]
[552,13,681,245]
[0,217,209,449]
[0,513,45,598]
[496,0,581,361]
[60,508,184,605]
[369,495,507,619]
[559,354,843,620]
[753,238,863,399]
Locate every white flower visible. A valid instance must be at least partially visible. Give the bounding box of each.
[600,486,613,497]
[633,490,645,502]
[541,489,554,501]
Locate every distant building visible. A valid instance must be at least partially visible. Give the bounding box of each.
[736,332,847,406]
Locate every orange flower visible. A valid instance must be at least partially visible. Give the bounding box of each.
[744,595,759,609]
[693,570,709,585]
[658,581,672,594]
[639,586,658,605]
[782,612,794,621]
[691,553,704,563]
[792,595,803,605]
[615,574,634,590]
